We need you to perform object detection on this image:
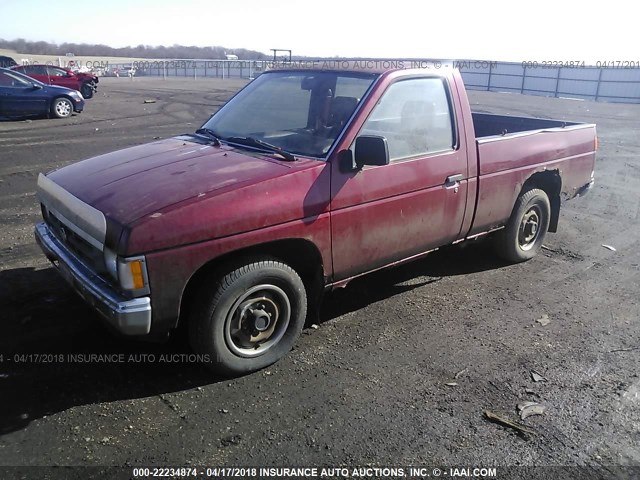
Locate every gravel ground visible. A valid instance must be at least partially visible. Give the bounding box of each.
[0,77,638,479]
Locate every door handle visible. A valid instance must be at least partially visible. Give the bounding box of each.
[445,174,464,187]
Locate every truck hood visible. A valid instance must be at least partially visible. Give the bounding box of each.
[48,136,304,225]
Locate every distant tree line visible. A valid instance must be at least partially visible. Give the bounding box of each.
[0,38,269,60]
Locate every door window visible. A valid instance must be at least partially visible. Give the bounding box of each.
[0,70,32,88]
[25,65,48,75]
[359,78,455,162]
[47,67,68,77]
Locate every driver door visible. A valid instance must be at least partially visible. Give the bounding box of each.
[330,77,469,280]
[47,66,76,89]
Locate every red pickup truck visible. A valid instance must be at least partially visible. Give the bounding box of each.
[34,64,596,375]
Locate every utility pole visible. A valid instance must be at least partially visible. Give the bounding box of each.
[270,49,292,63]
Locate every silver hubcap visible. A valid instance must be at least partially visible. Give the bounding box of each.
[224,284,290,358]
[519,206,541,250]
[56,101,71,116]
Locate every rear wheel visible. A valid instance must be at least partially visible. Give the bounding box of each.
[189,257,307,376]
[494,188,551,262]
[50,97,73,118]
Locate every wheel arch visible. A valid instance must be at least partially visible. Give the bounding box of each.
[519,170,562,232]
[53,94,76,103]
[177,238,326,330]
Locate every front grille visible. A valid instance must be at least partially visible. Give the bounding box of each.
[45,207,107,276]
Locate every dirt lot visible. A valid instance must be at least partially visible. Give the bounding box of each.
[0,77,638,478]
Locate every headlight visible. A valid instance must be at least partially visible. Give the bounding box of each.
[103,249,149,293]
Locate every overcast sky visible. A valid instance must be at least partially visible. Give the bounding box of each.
[2,0,635,62]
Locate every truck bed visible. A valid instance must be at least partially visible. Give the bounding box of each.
[468,112,597,237]
[472,112,582,138]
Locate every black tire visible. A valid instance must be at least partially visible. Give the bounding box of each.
[50,97,73,118]
[189,257,307,376]
[80,83,94,99]
[494,188,551,263]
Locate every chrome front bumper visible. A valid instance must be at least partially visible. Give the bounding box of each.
[35,222,152,335]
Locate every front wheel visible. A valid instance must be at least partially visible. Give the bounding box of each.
[189,258,307,376]
[494,188,551,263]
[80,82,94,99]
[50,97,73,118]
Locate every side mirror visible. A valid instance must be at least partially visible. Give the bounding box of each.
[354,135,390,169]
[31,83,43,90]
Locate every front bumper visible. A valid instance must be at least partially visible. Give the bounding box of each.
[35,222,151,335]
[73,99,85,113]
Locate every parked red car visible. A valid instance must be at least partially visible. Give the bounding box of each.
[11,64,98,99]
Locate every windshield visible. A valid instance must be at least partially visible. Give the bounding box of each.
[200,71,378,158]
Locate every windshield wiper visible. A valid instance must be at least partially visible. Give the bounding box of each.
[194,128,222,146]
[226,136,296,161]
